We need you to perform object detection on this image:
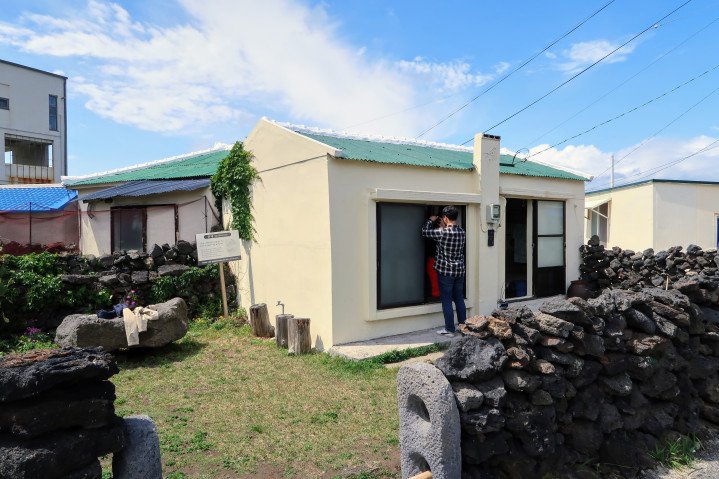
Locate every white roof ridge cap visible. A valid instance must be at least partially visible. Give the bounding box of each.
[268,120,473,153]
[0,183,66,189]
[63,144,233,184]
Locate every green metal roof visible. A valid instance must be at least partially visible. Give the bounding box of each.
[66,149,229,186]
[299,132,587,181]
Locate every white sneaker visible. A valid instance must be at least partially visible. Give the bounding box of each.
[436,328,454,336]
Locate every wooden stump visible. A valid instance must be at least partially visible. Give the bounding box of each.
[288,317,311,354]
[249,303,275,338]
[275,314,293,348]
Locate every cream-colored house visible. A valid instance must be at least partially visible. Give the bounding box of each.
[585,179,719,252]
[63,148,227,256]
[231,119,590,349]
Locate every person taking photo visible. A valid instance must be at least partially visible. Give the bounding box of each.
[421,206,466,336]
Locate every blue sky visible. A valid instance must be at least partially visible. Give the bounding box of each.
[1,0,718,190]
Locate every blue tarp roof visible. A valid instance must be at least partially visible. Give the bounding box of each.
[0,186,77,213]
[78,179,211,201]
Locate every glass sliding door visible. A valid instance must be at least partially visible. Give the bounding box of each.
[533,200,565,297]
[504,198,529,299]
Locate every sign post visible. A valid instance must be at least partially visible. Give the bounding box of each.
[195,230,242,318]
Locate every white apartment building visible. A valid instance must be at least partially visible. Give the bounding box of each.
[1,60,67,184]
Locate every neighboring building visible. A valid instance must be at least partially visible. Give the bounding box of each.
[63,147,229,256]
[1,60,67,184]
[0,184,78,247]
[585,179,719,251]
[229,119,590,349]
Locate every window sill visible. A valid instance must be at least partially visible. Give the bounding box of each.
[371,300,473,322]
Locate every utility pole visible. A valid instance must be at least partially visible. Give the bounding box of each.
[610,154,615,188]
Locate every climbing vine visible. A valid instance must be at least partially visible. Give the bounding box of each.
[210,141,260,241]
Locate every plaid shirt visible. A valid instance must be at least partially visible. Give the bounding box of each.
[422,219,466,277]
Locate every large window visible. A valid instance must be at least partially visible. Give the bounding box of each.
[49,95,58,131]
[0,98,8,110]
[112,208,146,252]
[377,202,465,309]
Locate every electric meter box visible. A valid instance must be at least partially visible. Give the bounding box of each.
[486,204,501,224]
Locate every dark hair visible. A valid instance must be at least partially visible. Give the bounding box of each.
[441,205,459,221]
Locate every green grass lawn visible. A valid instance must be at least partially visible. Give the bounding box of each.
[108,322,402,479]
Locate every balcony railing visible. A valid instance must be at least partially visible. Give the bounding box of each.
[5,164,55,184]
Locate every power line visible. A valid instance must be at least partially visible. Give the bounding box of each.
[459,0,695,145]
[591,84,719,180]
[525,61,719,159]
[413,0,618,139]
[588,138,719,191]
[522,14,719,149]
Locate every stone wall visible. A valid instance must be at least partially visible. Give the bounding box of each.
[580,236,719,306]
[0,347,125,478]
[400,284,719,478]
[40,240,232,328]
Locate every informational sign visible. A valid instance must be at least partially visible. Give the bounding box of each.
[195,230,242,265]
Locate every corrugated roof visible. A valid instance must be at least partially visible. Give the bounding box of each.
[79,179,211,201]
[0,185,77,213]
[66,148,229,187]
[297,131,588,181]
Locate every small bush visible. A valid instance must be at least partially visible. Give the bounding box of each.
[0,327,56,356]
[651,434,702,468]
[150,265,234,318]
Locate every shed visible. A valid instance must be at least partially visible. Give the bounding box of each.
[585,179,719,251]
[0,184,78,247]
[64,147,229,256]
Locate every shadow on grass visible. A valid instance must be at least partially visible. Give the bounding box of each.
[113,337,206,370]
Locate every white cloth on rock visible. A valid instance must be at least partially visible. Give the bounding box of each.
[122,306,159,346]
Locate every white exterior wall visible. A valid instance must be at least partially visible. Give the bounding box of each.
[653,182,719,251]
[77,187,217,256]
[326,147,586,346]
[0,61,66,183]
[326,157,480,346]
[585,183,655,251]
[234,120,335,350]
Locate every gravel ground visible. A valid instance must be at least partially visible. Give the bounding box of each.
[640,438,719,479]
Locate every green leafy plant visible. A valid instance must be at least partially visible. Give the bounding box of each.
[149,265,232,318]
[210,141,260,241]
[651,434,702,468]
[0,327,56,356]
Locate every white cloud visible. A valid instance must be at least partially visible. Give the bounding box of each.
[527,143,611,176]
[557,39,636,73]
[395,56,495,92]
[525,135,719,190]
[0,0,504,137]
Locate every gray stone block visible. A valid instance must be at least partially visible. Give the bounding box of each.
[397,363,460,479]
[113,415,162,479]
[55,298,189,351]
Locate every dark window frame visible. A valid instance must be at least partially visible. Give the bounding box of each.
[111,206,147,253]
[532,200,567,297]
[49,94,58,131]
[376,202,467,310]
[0,97,8,110]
